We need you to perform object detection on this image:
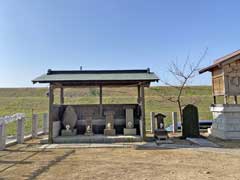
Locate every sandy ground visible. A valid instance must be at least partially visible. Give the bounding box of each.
[0,137,240,180]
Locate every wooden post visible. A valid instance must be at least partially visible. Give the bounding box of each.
[139,85,146,139]
[17,117,25,143]
[172,112,178,133]
[43,113,48,134]
[224,96,228,104]
[99,85,103,117]
[48,85,54,143]
[234,96,238,104]
[137,85,140,104]
[213,96,216,104]
[32,114,38,138]
[150,112,155,133]
[0,122,6,150]
[60,87,64,105]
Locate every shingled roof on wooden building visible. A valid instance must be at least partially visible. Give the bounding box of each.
[32,69,159,86]
[199,49,240,74]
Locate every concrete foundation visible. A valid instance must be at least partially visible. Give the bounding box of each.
[209,104,240,140]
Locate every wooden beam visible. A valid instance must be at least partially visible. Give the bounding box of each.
[140,85,146,139]
[60,87,64,105]
[48,84,54,144]
[99,85,103,117]
[234,96,238,104]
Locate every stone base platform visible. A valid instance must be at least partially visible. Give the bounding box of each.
[104,129,116,136]
[210,104,240,140]
[124,128,136,135]
[52,135,142,143]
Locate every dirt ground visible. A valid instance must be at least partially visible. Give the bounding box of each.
[1,137,240,180]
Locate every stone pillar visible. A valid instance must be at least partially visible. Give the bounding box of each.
[32,114,38,138]
[43,113,49,134]
[0,122,6,150]
[150,112,156,133]
[124,108,136,135]
[17,117,25,143]
[104,111,116,136]
[172,112,178,133]
[209,104,240,139]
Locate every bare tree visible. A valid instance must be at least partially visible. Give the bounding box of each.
[160,49,208,123]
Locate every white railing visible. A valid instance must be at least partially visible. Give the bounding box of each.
[0,113,48,150]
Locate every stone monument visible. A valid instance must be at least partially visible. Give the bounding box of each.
[104,111,116,136]
[182,104,200,138]
[124,108,136,135]
[154,113,168,140]
[61,106,77,136]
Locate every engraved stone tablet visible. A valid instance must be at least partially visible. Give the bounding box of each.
[62,106,77,131]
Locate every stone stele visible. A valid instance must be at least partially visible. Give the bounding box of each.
[62,106,77,131]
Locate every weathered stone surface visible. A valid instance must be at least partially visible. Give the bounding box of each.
[104,129,116,136]
[63,106,77,130]
[210,104,240,139]
[124,128,136,135]
[61,129,77,136]
[125,108,134,128]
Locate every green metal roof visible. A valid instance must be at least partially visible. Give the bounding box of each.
[32,69,159,84]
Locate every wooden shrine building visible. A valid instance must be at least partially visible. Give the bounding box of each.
[32,69,159,143]
[199,49,240,104]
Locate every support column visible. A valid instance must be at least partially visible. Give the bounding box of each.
[234,96,238,104]
[224,96,228,104]
[60,87,64,105]
[213,96,216,104]
[150,112,155,133]
[99,85,103,117]
[0,122,6,150]
[43,113,49,134]
[48,85,54,143]
[139,85,146,139]
[32,114,38,138]
[137,85,141,104]
[17,117,25,143]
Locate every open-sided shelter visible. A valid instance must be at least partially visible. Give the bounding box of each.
[33,69,159,143]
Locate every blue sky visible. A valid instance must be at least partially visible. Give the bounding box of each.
[0,0,240,87]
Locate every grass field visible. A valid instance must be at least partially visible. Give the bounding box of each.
[0,86,219,136]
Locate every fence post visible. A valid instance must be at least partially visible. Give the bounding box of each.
[0,122,6,150]
[32,114,38,138]
[17,117,25,143]
[43,113,48,134]
[172,112,178,133]
[150,112,155,133]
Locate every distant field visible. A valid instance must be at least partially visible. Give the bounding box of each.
[0,86,219,135]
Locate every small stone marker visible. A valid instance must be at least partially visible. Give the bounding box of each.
[182,104,200,138]
[0,122,6,150]
[104,111,116,136]
[43,113,48,134]
[124,108,136,135]
[154,113,168,140]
